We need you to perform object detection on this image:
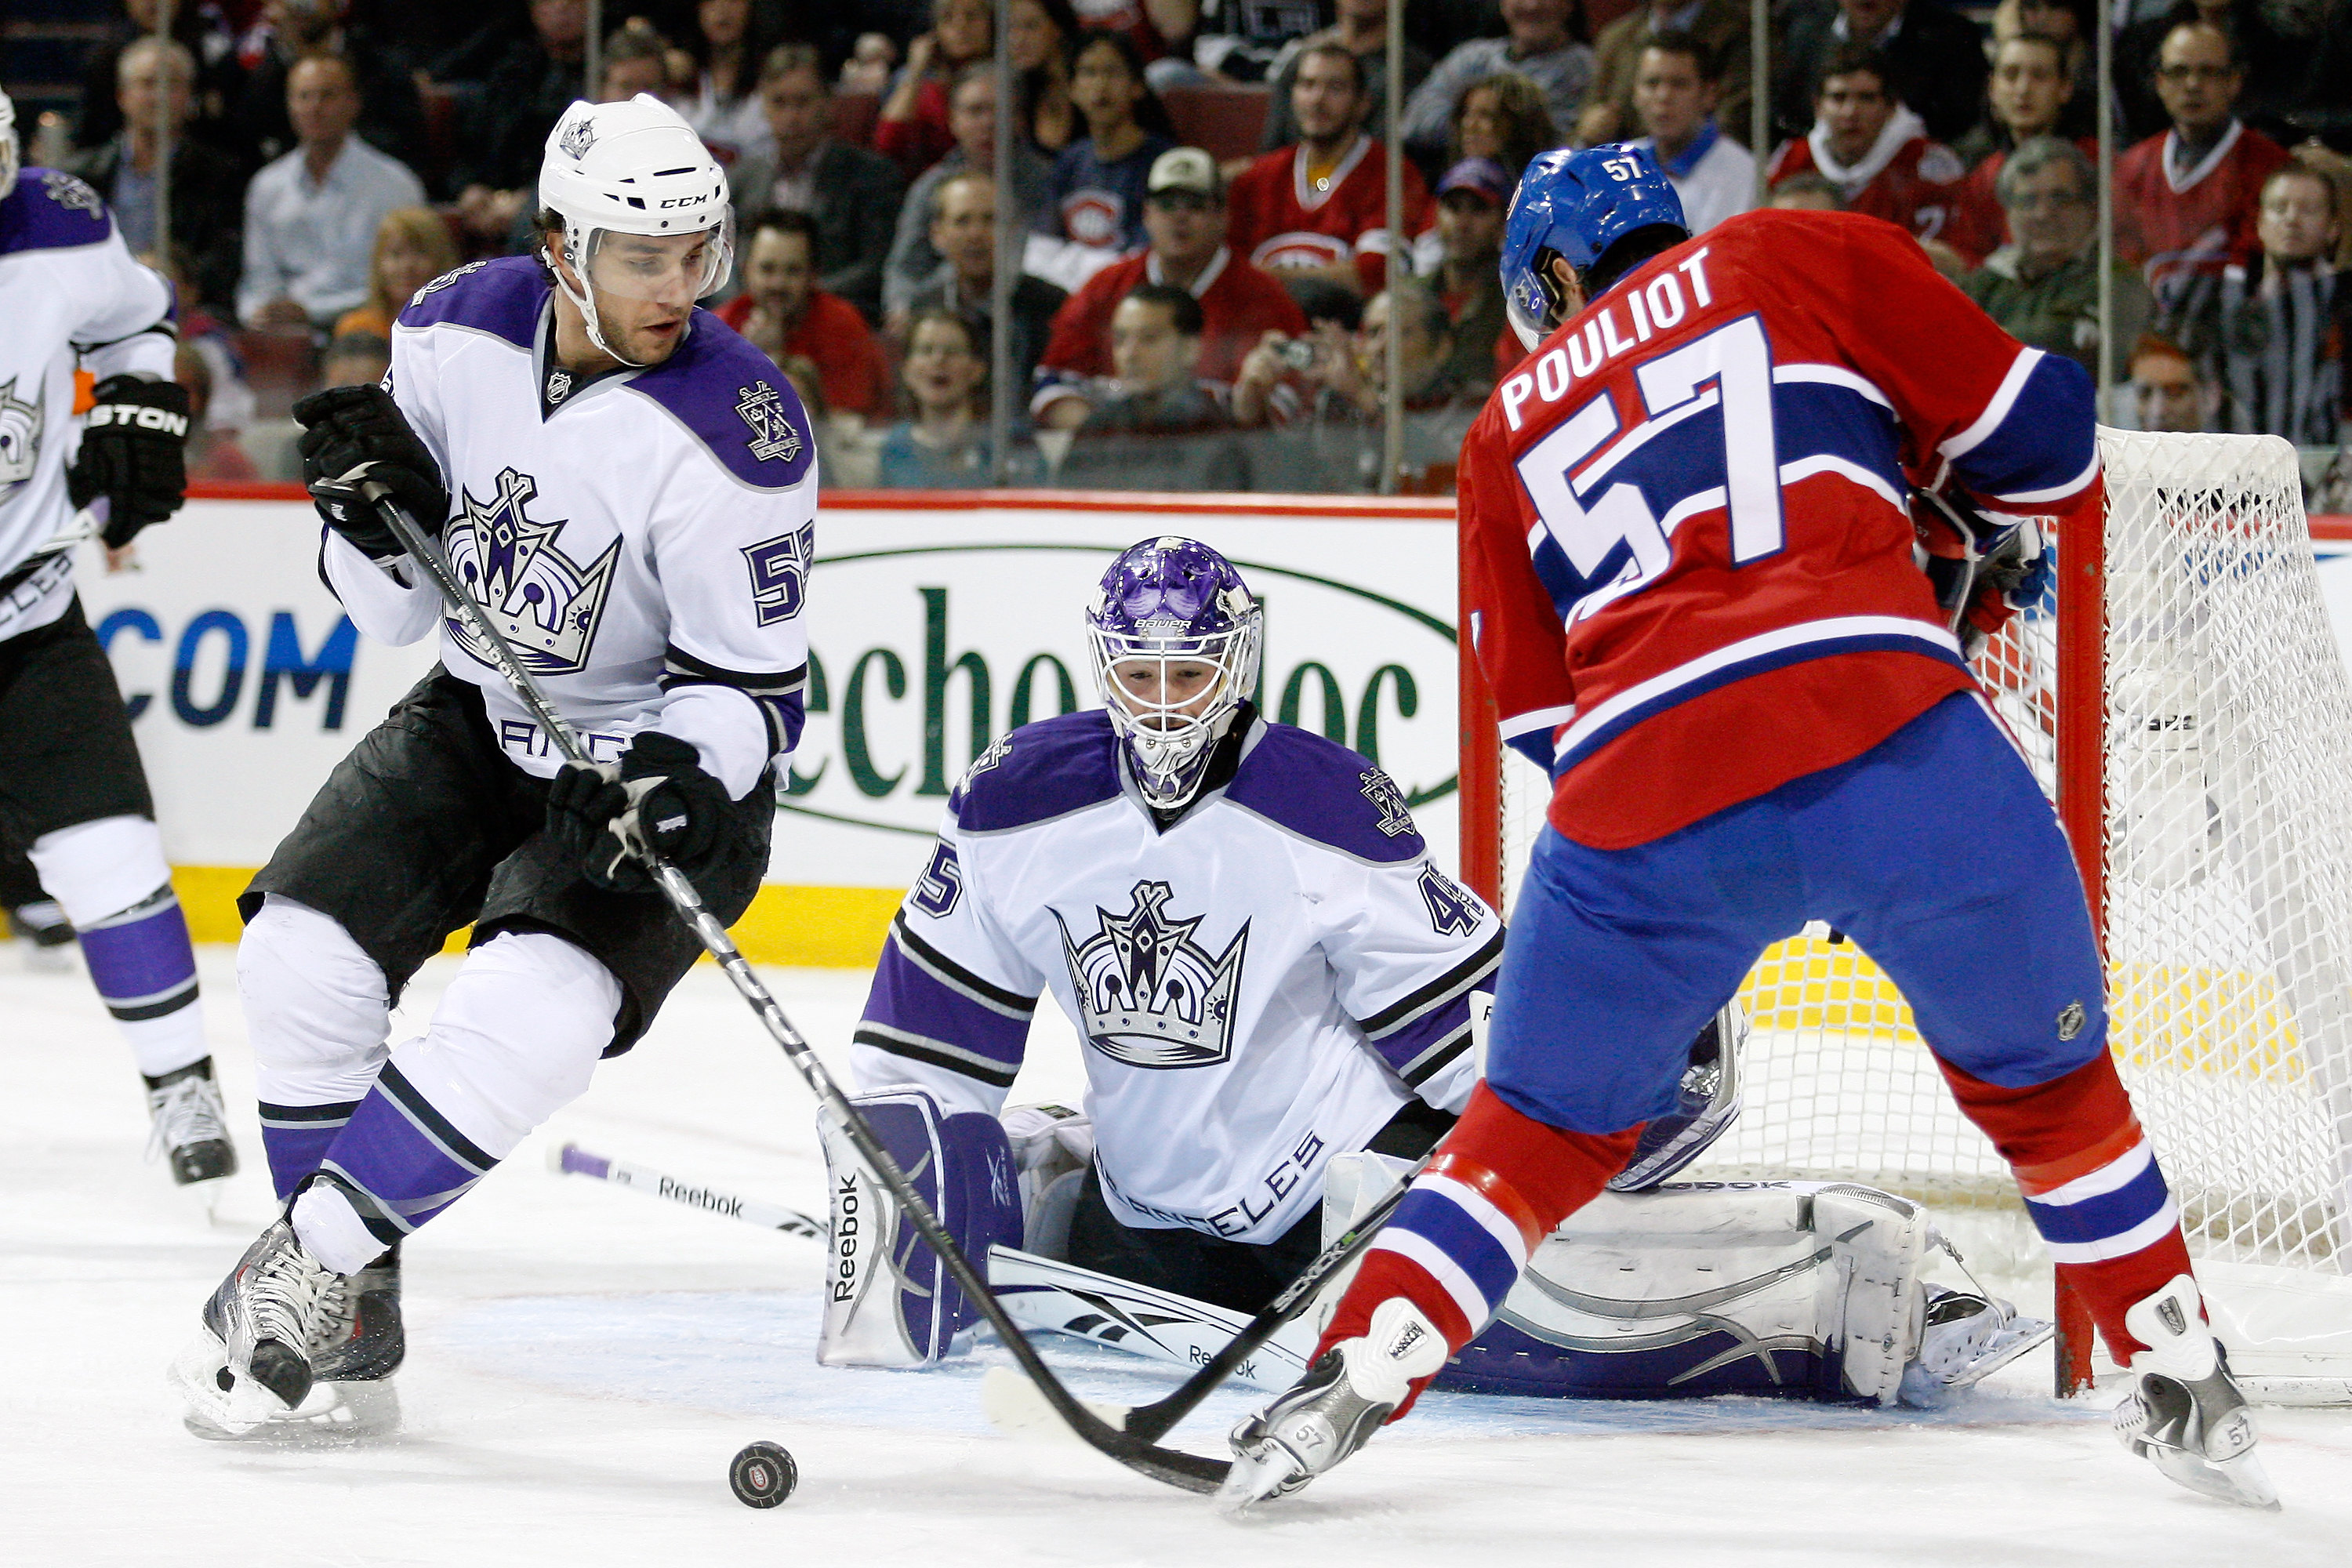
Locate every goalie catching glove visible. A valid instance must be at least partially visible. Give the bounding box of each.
[544,732,731,892]
[292,384,449,557]
[68,373,191,547]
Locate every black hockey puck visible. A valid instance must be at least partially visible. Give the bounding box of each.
[729,1440,797,1508]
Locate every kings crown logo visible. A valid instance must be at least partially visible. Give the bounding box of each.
[558,118,597,161]
[1055,881,1248,1070]
[736,382,803,463]
[441,467,619,676]
[0,377,42,488]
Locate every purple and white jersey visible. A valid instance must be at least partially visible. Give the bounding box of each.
[322,256,813,797]
[852,710,1503,1245]
[0,167,176,643]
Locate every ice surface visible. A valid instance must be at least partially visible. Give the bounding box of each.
[6,945,2350,1566]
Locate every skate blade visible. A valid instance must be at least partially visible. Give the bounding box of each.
[169,1330,270,1436]
[2147,1443,2282,1511]
[183,1381,401,1445]
[979,1365,1130,1443]
[1212,1440,1308,1516]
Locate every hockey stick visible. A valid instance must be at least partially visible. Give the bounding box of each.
[361,488,1227,1494]
[548,1142,825,1239]
[985,1152,1428,1446]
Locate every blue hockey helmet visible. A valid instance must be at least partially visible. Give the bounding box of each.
[1086,537,1262,811]
[1501,144,1689,350]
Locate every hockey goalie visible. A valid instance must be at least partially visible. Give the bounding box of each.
[814,538,2043,1410]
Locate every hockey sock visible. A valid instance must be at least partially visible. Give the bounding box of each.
[1315,1081,1642,1419]
[303,931,621,1254]
[28,818,205,1080]
[1941,1051,2194,1362]
[241,896,395,1200]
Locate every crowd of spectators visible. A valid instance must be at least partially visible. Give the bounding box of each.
[28,0,2350,495]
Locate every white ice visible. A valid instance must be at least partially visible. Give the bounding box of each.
[5,944,2350,1566]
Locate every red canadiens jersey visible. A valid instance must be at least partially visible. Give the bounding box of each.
[1457,209,2099,849]
[1768,132,1995,265]
[2116,121,2290,307]
[1226,135,1435,275]
[1035,245,1307,389]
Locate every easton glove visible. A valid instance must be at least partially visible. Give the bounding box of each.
[292,384,449,557]
[67,374,192,546]
[545,732,731,893]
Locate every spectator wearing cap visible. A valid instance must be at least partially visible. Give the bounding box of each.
[238,54,427,330]
[1577,0,1750,151]
[905,173,1069,394]
[1766,45,1987,270]
[1227,44,1439,299]
[2114,19,2290,321]
[718,210,893,421]
[730,45,906,327]
[1960,137,2151,379]
[1625,31,1756,236]
[1035,147,1308,428]
[1399,0,1595,177]
[1430,158,1516,394]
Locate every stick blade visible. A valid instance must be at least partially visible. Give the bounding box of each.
[982,1365,1129,1443]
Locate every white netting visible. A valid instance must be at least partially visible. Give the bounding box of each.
[1485,430,2352,1376]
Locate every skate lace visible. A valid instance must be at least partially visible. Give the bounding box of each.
[147,1073,229,1161]
[251,1240,339,1353]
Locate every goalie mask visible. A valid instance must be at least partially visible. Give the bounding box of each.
[1087,537,1263,811]
[538,94,733,367]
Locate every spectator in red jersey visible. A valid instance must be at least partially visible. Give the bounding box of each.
[1227,43,1438,299]
[1033,147,1307,426]
[875,0,996,180]
[1951,34,2085,254]
[717,211,892,420]
[1428,158,1516,395]
[2115,20,2291,320]
[1766,45,1987,270]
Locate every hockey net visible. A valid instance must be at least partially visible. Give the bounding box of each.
[1458,428,2352,1398]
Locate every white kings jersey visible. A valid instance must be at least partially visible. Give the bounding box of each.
[0,168,176,644]
[851,710,1504,1244]
[322,257,815,797]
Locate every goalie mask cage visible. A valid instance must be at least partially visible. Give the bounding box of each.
[1458,428,2352,1401]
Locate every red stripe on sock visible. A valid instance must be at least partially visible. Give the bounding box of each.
[2062,1235,2197,1363]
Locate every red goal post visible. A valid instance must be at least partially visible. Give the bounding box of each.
[1458,430,2352,1403]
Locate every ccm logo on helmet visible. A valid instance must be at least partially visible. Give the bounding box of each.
[1501,248,1714,432]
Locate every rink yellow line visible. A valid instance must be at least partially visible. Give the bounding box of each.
[166,868,903,969]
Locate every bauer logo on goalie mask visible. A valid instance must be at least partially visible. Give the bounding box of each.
[1055,880,1250,1069]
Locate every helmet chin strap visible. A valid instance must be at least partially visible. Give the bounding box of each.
[545,238,652,370]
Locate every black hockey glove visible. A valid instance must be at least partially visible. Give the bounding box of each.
[292,384,449,558]
[545,732,731,894]
[67,374,192,547]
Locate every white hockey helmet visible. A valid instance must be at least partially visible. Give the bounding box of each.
[0,88,19,194]
[537,94,733,362]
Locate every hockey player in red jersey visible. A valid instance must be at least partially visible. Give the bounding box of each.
[1220,147,2279,1512]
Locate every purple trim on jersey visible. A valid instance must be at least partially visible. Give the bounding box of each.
[395,255,544,348]
[1224,724,1427,864]
[952,710,1123,833]
[855,933,1030,1085]
[629,314,815,491]
[1944,353,2096,503]
[1370,996,1475,1086]
[1384,1185,1523,1316]
[2024,1158,2174,1249]
[0,169,114,256]
[1552,630,1967,775]
[78,900,198,1022]
[316,1062,499,1243]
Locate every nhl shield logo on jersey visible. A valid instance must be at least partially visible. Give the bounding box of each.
[441,467,621,676]
[735,383,803,463]
[0,378,42,488]
[1055,881,1249,1070]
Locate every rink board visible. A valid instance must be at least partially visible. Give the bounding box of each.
[82,488,1458,964]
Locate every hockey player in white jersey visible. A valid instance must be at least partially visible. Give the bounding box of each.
[822,539,2045,1410]
[0,89,229,1189]
[172,94,815,1438]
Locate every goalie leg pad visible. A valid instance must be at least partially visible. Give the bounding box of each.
[818,1086,1020,1367]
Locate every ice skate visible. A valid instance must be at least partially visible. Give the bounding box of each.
[1218,1298,1449,1512]
[145,1058,238,1189]
[181,1241,405,1442]
[171,1218,343,1436]
[2111,1275,2279,1510]
[1897,1286,2052,1407]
